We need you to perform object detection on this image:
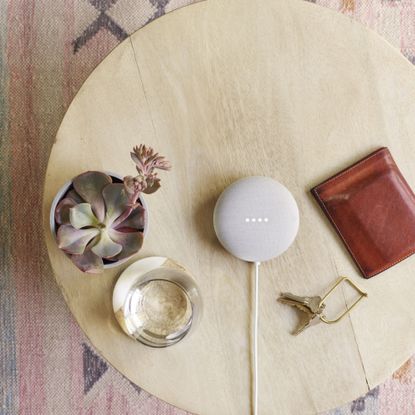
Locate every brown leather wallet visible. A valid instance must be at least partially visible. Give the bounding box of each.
[311,147,415,278]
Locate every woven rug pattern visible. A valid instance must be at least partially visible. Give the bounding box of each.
[1,0,415,414]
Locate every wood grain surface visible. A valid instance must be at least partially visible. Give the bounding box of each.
[42,0,415,413]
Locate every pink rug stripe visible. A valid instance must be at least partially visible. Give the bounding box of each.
[7,0,46,413]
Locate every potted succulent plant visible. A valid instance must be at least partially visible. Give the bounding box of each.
[50,145,171,274]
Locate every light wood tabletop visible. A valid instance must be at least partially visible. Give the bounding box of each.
[43,0,415,413]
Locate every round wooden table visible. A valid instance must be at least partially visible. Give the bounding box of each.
[42,0,415,413]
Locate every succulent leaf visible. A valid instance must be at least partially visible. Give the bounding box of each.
[55,198,77,225]
[69,203,100,229]
[57,225,99,255]
[108,229,144,261]
[91,230,122,258]
[70,250,104,274]
[143,178,160,194]
[102,183,128,225]
[73,171,112,223]
[65,189,84,204]
[113,204,145,231]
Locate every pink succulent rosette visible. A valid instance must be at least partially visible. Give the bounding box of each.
[54,145,171,273]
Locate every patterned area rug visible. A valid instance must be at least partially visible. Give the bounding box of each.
[1,0,415,414]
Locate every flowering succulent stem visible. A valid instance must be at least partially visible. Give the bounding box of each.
[113,205,134,229]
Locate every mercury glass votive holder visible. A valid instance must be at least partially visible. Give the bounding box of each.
[113,257,202,348]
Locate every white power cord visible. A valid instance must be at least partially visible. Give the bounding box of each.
[253,261,261,415]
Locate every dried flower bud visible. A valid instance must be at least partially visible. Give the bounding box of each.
[124,175,147,196]
[131,144,171,176]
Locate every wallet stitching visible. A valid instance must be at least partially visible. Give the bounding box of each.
[312,147,415,278]
[313,148,386,192]
[368,248,415,277]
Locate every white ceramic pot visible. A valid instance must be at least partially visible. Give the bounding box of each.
[49,171,149,270]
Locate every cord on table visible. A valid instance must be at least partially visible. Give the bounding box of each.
[253,261,261,415]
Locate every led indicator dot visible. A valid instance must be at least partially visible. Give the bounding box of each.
[258,218,262,222]
[245,218,250,222]
[251,218,256,222]
[264,218,269,222]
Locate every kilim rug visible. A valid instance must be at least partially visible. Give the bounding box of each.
[1,0,415,414]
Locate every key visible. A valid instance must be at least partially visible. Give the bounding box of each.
[278,292,325,315]
[278,277,367,334]
[293,311,321,335]
[278,292,325,335]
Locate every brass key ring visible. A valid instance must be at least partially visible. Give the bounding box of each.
[318,277,368,324]
[278,276,367,335]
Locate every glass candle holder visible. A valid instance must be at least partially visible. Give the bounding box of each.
[113,257,202,348]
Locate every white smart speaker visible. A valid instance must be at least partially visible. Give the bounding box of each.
[213,176,299,262]
[213,176,299,415]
